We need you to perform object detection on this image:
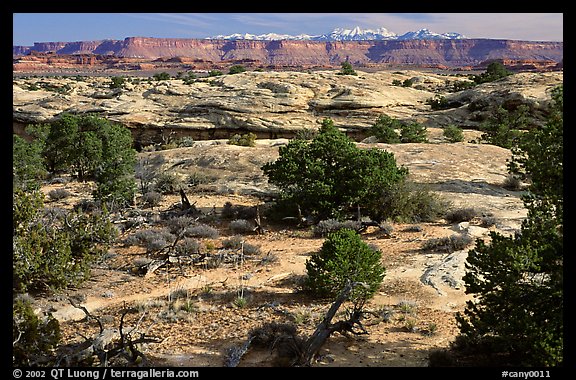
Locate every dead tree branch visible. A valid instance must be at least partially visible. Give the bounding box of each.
[69,299,104,333]
[64,303,161,366]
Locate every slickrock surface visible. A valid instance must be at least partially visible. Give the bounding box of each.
[13,69,563,146]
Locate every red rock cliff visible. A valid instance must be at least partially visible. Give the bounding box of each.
[14,37,563,68]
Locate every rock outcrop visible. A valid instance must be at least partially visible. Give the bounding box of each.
[13,37,563,70]
[13,69,563,147]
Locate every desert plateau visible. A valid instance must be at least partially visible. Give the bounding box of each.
[12,60,563,368]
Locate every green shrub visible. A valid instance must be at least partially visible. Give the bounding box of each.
[402,78,414,87]
[152,72,171,81]
[36,82,72,94]
[182,72,197,85]
[13,297,61,366]
[473,61,512,84]
[176,136,195,147]
[228,65,246,74]
[13,134,47,191]
[13,189,118,293]
[443,125,464,142]
[450,80,475,92]
[479,105,530,149]
[369,115,401,143]
[445,207,479,223]
[400,122,428,143]
[110,76,126,89]
[368,180,449,223]
[154,172,182,194]
[305,229,385,301]
[507,85,563,197]
[427,95,450,110]
[228,132,257,147]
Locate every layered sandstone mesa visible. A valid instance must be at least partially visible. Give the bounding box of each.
[13,37,563,68]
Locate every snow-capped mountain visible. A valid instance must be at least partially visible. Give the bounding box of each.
[314,26,398,41]
[208,26,466,41]
[210,32,315,41]
[396,28,466,40]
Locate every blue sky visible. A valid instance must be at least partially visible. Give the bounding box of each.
[13,13,563,46]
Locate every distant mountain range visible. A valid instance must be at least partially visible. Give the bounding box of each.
[209,26,466,41]
[12,26,563,72]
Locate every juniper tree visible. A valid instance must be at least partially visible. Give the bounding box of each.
[25,113,137,207]
[455,85,563,366]
[262,118,408,221]
[305,228,385,302]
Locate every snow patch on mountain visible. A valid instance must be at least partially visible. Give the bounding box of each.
[209,26,466,41]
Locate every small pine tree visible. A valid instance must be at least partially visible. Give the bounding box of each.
[91,117,137,207]
[400,122,428,143]
[473,61,512,84]
[28,113,137,206]
[305,228,385,301]
[479,105,531,149]
[402,78,414,87]
[338,61,357,76]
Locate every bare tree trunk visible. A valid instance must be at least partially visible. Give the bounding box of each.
[179,187,191,210]
[253,205,267,234]
[295,282,356,366]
